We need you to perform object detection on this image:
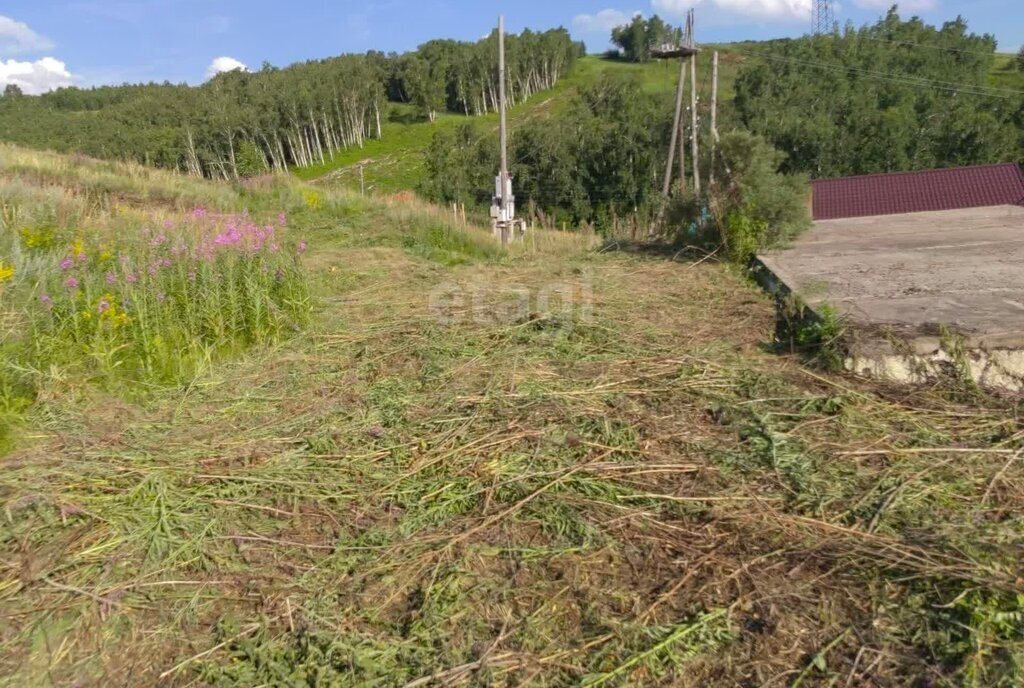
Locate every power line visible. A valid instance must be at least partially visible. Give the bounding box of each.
[856,35,1003,58]
[732,46,1024,99]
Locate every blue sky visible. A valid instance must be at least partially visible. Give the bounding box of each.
[0,0,1021,93]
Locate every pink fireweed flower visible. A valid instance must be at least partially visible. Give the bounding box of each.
[148,265,157,277]
[278,212,287,226]
[105,272,117,285]
[162,220,174,230]
[65,276,79,290]
[152,234,167,247]
[97,298,111,314]
[214,228,243,246]
[160,258,172,269]
[40,293,53,308]
[60,257,74,270]
[157,292,167,303]
[274,269,284,282]
[126,273,138,284]
[193,207,207,220]
[77,252,87,263]
[297,240,307,254]
[269,242,280,253]
[187,270,196,281]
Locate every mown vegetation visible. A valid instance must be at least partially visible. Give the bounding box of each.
[1,143,1023,687]
[0,29,582,179]
[1,10,1023,686]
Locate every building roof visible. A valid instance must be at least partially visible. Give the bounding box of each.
[811,163,1024,221]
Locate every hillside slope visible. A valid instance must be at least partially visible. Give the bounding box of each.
[302,52,744,195]
[990,53,1024,91]
[1,146,1023,686]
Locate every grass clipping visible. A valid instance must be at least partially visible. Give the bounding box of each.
[0,145,1023,687]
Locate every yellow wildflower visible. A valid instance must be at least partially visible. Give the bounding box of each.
[303,189,324,211]
[19,226,56,250]
[0,261,14,284]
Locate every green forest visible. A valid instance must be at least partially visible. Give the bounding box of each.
[420,11,1022,243]
[733,11,1024,176]
[0,10,1020,245]
[0,29,583,179]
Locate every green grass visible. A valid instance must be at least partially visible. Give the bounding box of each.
[988,52,1024,91]
[298,52,743,195]
[2,144,1023,687]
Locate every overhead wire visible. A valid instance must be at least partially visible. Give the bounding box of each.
[730,45,1024,99]
[855,35,1006,58]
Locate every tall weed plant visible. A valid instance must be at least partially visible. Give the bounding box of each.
[3,208,311,397]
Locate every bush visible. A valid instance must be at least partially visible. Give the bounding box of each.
[235,140,269,178]
[705,131,811,263]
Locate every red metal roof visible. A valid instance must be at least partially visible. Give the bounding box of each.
[811,163,1024,221]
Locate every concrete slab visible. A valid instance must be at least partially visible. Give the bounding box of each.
[758,205,1024,390]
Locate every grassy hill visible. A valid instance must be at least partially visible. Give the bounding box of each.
[1,144,1023,686]
[301,47,1022,197]
[298,52,744,195]
[989,52,1024,91]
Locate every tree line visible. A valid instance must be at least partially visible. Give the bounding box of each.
[610,14,683,63]
[422,11,1022,256]
[390,29,583,119]
[733,10,1024,177]
[421,75,671,229]
[0,28,583,179]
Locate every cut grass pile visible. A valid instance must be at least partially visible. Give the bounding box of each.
[1,145,1023,687]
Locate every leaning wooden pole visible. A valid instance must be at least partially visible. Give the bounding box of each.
[661,56,688,197]
[677,66,688,191]
[709,51,719,186]
[690,52,701,197]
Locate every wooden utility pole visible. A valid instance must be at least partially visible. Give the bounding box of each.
[709,51,719,186]
[359,163,365,196]
[498,15,510,248]
[662,56,687,197]
[676,70,688,191]
[688,11,701,196]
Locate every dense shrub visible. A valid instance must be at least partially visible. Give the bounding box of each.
[669,131,810,263]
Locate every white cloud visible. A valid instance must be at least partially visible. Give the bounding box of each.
[572,9,643,33]
[0,15,54,55]
[0,57,75,94]
[712,0,811,20]
[653,0,812,22]
[205,56,248,80]
[853,0,937,10]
